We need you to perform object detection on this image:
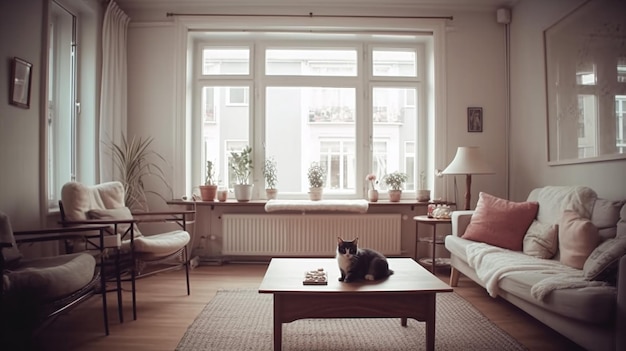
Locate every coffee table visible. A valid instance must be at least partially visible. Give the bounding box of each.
[258,257,452,351]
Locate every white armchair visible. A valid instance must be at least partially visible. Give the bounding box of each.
[58,181,195,321]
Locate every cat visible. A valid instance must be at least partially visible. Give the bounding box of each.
[336,237,394,283]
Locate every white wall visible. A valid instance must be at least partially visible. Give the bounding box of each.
[0,0,45,229]
[509,0,626,201]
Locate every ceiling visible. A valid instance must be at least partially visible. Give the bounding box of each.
[114,0,520,13]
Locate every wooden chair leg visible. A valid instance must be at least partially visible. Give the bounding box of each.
[450,267,460,287]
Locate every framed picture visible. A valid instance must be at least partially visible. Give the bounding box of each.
[9,57,33,109]
[467,107,483,132]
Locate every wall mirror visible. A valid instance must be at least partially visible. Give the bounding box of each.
[544,0,626,165]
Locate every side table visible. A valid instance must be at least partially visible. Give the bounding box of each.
[413,215,451,273]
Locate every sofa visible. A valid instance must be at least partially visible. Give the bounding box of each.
[444,186,626,351]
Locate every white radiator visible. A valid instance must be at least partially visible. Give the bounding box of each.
[222,214,402,256]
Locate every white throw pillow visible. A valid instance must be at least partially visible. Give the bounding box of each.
[523,220,558,259]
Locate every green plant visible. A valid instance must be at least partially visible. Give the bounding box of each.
[382,171,408,191]
[263,157,278,189]
[109,135,172,211]
[229,146,253,184]
[307,162,326,188]
[204,160,216,185]
[419,171,427,190]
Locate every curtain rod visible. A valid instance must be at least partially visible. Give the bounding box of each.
[166,12,453,20]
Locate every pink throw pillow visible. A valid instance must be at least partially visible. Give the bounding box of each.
[559,210,600,269]
[462,192,539,251]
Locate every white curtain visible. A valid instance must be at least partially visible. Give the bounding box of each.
[99,1,130,182]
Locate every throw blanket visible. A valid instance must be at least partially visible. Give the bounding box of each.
[466,242,607,300]
[264,199,369,213]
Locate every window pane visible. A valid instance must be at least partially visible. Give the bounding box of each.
[577,94,597,158]
[265,87,356,193]
[202,86,250,187]
[266,49,357,76]
[372,87,417,191]
[202,48,250,75]
[617,57,626,83]
[576,62,596,85]
[372,49,417,77]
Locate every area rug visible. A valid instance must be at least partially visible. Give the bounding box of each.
[176,289,526,351]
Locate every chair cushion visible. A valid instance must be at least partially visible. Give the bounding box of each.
[132,231,190,258]
[61,181,126,221]
[3,253,96,301]
[0,211,22,266]
[87,207,143,237]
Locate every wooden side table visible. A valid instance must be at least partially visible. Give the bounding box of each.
[413,215,451,273]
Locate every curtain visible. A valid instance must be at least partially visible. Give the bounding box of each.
[99,1,130,183]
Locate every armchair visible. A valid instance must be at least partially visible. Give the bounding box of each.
[0,211,109,349]
[58,181,195,321]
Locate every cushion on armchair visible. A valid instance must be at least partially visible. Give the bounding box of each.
[61,181,126,221]
[0,212,22,267]
[462,192,538,251]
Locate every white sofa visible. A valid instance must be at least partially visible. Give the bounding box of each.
[444,186,626,351]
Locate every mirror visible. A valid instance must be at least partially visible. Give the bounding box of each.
[544,0,626,165]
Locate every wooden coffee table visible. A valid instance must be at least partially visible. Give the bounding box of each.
[258,257,452,351]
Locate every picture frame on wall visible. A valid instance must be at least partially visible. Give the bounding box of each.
[9,57,33,109]
[467,107,483,132]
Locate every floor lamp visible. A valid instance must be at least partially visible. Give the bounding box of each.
[442,146,494,210]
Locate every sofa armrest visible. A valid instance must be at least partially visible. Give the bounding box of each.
[451,210,474,237]
[617,255,626,351]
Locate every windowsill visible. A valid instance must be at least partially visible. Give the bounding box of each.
[168,199,436,206]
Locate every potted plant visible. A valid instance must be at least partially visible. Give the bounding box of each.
[263,157,278,200]
[230,145,253,202]
[383,171,408,202]
[307,162,326,201]
[366,173,379,202]
[417,171,431,202]
[109,134,172,211]
[199,160,218,201]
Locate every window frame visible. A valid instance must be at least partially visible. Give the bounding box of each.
[189,31,433,200]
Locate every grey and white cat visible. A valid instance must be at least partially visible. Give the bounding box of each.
[336,237,394,282]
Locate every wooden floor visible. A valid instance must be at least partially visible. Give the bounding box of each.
[30,262,585,351]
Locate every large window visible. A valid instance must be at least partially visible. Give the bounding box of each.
[192,33,429,199]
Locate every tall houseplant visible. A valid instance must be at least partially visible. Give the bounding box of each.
[383,171,408,202]
[199,160,217,201]
[230,146,253,201]
[263,157,278,200]
[109,135,172,211]
[307,162,326,201]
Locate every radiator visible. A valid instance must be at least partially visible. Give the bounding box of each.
[222,214,401,256]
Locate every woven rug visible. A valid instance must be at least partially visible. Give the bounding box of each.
[176,289,526,351]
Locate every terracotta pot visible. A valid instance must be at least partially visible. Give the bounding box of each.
[388,189,402,202]
[417,189,431,202]
[266,188,278,200]
[199,185,217,201]
[368,189,379,202]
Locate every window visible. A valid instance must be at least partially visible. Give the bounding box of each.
[192,33,430,199]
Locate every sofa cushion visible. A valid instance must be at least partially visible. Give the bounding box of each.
[527,186,597,224]
[559,210,600,269]
[462,192,538,251]
[583,236,626,282]
[498,271,616,325]
[523,220,558,259]
[591,199,625,240]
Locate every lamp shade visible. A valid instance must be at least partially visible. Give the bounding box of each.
[442,146,494,175]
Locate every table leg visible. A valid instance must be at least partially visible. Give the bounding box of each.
[425,294,436,351]
[431,224,437,273]
[273,295,282,351]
